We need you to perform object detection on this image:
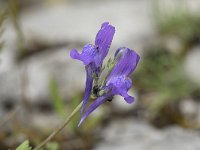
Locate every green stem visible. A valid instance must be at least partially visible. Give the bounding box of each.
[33,101,82,150]
[100,64,115,88]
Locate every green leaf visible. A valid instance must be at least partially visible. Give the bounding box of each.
[16,140,32,150]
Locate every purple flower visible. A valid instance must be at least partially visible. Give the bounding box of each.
[70,22,115,113]
[78,47,140,126]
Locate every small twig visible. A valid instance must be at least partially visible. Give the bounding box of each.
[33,101,82,150]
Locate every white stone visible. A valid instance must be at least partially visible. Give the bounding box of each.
[184,46,200,84]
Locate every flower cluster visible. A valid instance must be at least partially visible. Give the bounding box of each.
[70,22,140,126]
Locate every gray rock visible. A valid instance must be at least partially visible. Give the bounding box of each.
[95,119,200,150]
[0,47,85,104]
[184,46,200,85]
[180,99,199,118]
[24,47,86,102]
[19,0,154,49]
[180,99,200,128]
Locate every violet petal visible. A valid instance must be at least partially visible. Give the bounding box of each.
[107,76,134,104]
[70,44,98,66]
[81,65,94,113]
[78,93,111,126]
[108,47,140,79]
[95,22,115,62]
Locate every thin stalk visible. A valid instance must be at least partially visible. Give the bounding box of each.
[33,101,82,150]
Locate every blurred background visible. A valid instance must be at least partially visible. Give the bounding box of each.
[0,0,200,149]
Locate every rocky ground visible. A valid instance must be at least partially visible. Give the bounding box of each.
[95,119,200,150]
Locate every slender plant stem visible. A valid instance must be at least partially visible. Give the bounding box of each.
[33,101,82,150]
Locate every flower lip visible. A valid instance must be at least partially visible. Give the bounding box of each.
[70,44,98,66]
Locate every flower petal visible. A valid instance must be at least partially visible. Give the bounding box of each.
[70,44,99,66]
[95,22,115,63]
[78,93,111,126]
[107,76,134,103]
[81,65,94,113]
[108,47,140,79]
[70,49,80,59]
[120,90,135,104]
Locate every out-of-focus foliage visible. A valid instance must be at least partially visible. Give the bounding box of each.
[153,0,200,55]
[0,9,6,51]
[158,12,200,44]
[134,0,200,128]
[81,109,104,132]
[49,78,66,118]
[135,48,196,114]
[45,142,60,150]
[0,0,26,57]
[16,140,32,150]
[68,93,82,130]
[8,0,25,53]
